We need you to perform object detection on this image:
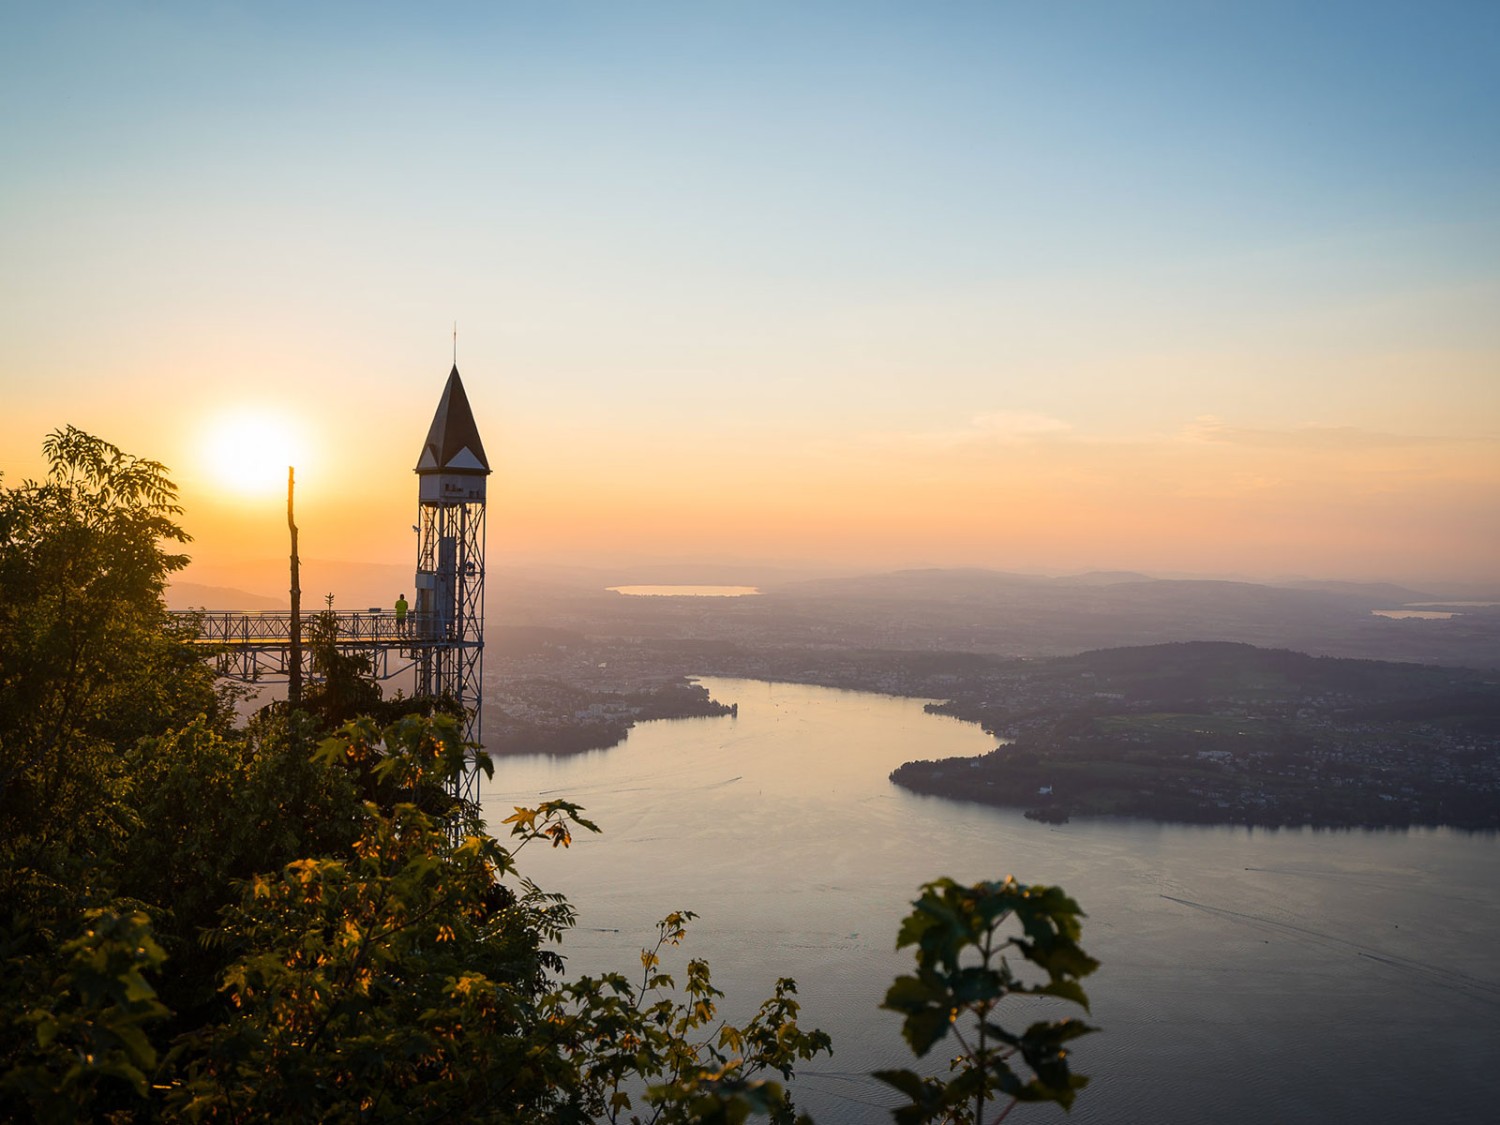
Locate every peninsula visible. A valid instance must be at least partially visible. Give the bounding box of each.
[890,642,1500,829]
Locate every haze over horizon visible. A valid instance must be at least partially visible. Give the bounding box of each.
[3,2,1497,589]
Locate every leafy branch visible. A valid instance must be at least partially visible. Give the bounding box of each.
[876,877,1097,1125]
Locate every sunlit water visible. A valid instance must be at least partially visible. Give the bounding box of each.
[481,678,1500,1124]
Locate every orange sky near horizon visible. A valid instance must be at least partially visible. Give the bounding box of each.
[10,373,1485,595]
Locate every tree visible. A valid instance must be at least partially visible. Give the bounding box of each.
[0,429,225,1120]
[162,716,562,1121]
[0,428,223,745]
[112,709,365,1024]
[1,430,228,1056]
[0,908,171,1124]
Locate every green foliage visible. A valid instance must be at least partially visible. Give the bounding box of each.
[0,909,170,1124]
[0,429,224,888]
[167,794,568,1119]
[502,798,600,850]
[0,428,229,1111]
[876,878,1097,1125]
[0,426,222,764]
[302,608,386,727]
[115,710,367,1019]
[299,607,464,733]
[312,710,492,823]
[542,911,831,1125]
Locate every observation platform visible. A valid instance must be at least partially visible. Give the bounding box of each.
[171,609,474,683]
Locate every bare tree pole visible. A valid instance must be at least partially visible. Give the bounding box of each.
[288,466,302,707]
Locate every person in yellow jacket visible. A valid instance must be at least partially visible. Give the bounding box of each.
[395,593,409,634]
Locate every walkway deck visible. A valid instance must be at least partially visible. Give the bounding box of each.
[170,609,471,682]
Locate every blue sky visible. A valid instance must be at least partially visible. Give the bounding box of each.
[2,1,1496,583]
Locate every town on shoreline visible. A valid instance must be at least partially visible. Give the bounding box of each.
[489,625,1500,831]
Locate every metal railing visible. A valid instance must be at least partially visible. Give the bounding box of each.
[172,610,462,647]
[170,609,480,683]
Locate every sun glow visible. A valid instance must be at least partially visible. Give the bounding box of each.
[200,410,305,498]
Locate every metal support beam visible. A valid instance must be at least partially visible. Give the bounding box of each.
[173,610,425,683]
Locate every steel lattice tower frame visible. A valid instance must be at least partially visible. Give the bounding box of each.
[412,365,491,805]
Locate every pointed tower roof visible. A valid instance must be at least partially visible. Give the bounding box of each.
[416,365,490,475]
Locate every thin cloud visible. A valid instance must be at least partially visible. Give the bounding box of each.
[1182,415,1441,450]
[1175,471,1285,500]
[969,411,1075,441]
[852,411,1075,454]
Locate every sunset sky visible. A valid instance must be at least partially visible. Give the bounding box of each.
[2,1,1497,590]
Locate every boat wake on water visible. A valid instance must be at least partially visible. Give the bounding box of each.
[1160,895,1500,1000]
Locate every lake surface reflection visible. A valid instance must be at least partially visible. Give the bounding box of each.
[482,678,1500,1124]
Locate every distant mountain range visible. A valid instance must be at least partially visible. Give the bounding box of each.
[169,562,1500,671]
[488,565,1500,671]
[165,583,284,611]
[766,567,1450,605]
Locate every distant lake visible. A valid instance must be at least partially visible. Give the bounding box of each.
[1372,600,1500,619]
[482,679,1500,1125]
[608,585,761,597]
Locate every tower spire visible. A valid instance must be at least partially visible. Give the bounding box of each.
[416,365,490,477]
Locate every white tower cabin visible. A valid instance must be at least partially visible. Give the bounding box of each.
[413,365,490,803]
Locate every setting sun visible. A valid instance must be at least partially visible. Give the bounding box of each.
[200,411,305,497]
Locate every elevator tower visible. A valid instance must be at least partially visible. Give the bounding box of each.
[413,365,490,803]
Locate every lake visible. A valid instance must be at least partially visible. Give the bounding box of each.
[480,678,1500,1124]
